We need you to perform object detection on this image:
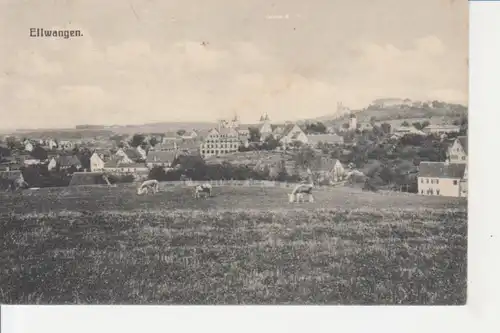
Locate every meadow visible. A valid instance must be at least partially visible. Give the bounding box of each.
[0,185,467,304]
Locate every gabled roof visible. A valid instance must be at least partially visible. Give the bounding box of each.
[282,124,299,137]
[104,157,146,169]
[58,155,81,167]
[146,150,176,163]
[418,162,466,179]
[457,136,468,155]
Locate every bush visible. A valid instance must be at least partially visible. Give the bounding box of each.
[107,174,135,184]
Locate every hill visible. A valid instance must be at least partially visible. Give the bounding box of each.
[309,103,468,127]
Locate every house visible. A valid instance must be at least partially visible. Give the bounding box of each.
[146,150,177,169]
[307,134,344,146]
[181,130,198,140]
[103,158,149,174]
[199,127,240,158]
[151,141,177,152]
[371,98,412,108]
[57,155,82,170]
[23,158,41,166]
[423,124,461,135]
[448,136,467,164]
[417,161,467,197]
[393,126,426,136]
[24,141,34,152]
[47,157,58,171]
[313,157,347,183]
[280,123,308,145]
[58,140,74,150]
[115,148,144,163]
[358,122,374,131]
[259,114,273,139]
[176,139,199,154]
[136,146,147,160]
[162,131,182,143]
[90,152,105,171]
[349,114,357,130]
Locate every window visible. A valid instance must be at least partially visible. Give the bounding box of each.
[421,190,424,194]
[462,156,466,160]
[436,189,440,195]
[436,179,439,184]
[453,180,458,185]
[421,178,424,183]
[426,179,429,184]
[431,179,434,184]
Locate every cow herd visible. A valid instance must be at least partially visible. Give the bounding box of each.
[136,176,314,204]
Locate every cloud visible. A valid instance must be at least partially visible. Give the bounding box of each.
[0,33,467,129]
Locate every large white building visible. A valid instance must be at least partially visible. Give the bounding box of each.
[417,136,468,198]
[199,127,240,158]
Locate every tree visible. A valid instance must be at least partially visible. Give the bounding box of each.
[177,129,186,136]
[412,122,423,130]
[149,137,159,147]
[342,123,350,129]
[380,123,391,134]
[31,146,48,160]
[262,135,280,150]
[401,121,410,127]
[130,134,146,148]
[421,120,431,129]
[75,148,92,171]
[248,127,261,142]
[369,116,377,124]
[149,166,167,180]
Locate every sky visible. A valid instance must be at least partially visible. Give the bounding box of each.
[0,0,468,130]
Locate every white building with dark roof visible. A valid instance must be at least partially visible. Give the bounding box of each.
[418,161,467,197]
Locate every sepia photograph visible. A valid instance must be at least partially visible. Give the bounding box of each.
[0,0,468,305]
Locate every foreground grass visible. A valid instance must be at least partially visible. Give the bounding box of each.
[0,207,466,304]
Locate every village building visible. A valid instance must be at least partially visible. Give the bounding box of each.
[418,161,467,197]
[199,127,240,158]
[103,158,149,174]
[115,148,144,163]
[24,141,34,152]
[136,145,147,160]
[259,114,273,140]
[47,157,58,171]
[423,124,461,135]
[279,123,308,145]
[448,136,468,164]
[392,125,426,137]
[58,140,74,150]
[90,152,105,172]
[370,98,412,108]
[57,155,82,171]
[306,133,344,146]
[349,114,357,131]
[146,150,177,169]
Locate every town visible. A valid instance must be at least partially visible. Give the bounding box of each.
[0,99,468,198]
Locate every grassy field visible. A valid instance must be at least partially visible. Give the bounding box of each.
[0,185,467,304]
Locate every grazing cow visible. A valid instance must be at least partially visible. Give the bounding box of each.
[289,169,314,203]
[137,179,160,195]
[194,183,212,198]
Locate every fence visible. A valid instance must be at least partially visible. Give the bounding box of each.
[156,179,349,190]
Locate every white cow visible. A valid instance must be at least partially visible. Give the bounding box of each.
[289,169,314,203]
[194,183,212,198]
[137,179,160,195]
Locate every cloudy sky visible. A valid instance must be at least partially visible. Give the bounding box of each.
[0,0,468,130]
